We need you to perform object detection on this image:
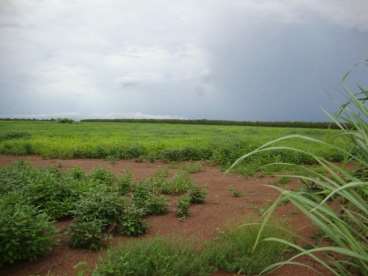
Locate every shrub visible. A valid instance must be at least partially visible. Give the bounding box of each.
[176,195,191,219]
[93,238,211,276]
[188,185,207,204]
[90,168,114,185]
[117,169,133,195]
[132,182,152,210]
[145,194,169,215]
[162,172,193,195]
[203,224,290,274]
[0,193,56,266]
[69,219,105,250]
[118,205,147,236]
[72,187,124,229]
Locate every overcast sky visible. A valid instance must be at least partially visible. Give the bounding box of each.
[0,0,367,121]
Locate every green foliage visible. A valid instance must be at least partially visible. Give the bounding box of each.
[118,205,147,236]
[90,168,114,185]
[117,169,133,195]
[0,193,56,266]
[0,131,31,141]
[144,194,169,215]
[93,238,211,276]
[57,118,74,124]
[182,162,203,174]
[162,172,193,195]
[0,120,347,174]
[176,195,191,219]
[188,185,207,204]
[228,185,242,197]
[69,220,105,251]
[203,224,290,274]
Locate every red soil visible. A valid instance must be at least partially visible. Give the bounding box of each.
[0,155,324,276]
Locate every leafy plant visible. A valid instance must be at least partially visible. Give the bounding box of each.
[176,195,191,219]
[188,185,207,204]
[228,185,242,197]
[118,205,147,236]
[144,194,169,215]
[162,172,193,195]
[0,193,56,266]
[90,168,114,185]
[93,238,211,276]
[69,219,106,250]
[117,169,133,195]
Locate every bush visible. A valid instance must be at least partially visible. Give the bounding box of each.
[0,193,56,266]
[118,205,147,236]
[69,219,105,250]
[188,185,207,204]
[162,172,193,195]
[93,238,211,276]
[203,224,290,274]
[90,168,115,185]
[145,194,169,215]
[117,170,133,195]
[176,195,191,219]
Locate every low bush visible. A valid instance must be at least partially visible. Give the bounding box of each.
[90,168,115,185]
[162,172,193,195]
[117,170,133,195]
[93,238,211,276]
[0,193,56,266]
[188,185,207,204]
[176,195,191,219]
[118,205,147,236]
[203,224,291,274]
[144,194,169,215]
[69,219,105,250]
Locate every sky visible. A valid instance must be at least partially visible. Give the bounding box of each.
[0,0,367,121]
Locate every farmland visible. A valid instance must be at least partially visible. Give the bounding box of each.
[0,120,348,174]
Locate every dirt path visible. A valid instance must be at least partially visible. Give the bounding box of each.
[0,155,322,276]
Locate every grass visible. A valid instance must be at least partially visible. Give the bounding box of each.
[231,68,368,275]
[203,223,292,275]
[0,120,349,174]
[93,238,212,276]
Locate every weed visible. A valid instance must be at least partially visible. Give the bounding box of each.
[228,185,242,197]
[182,162,203,174]
[117,169,133,195]
[69,220,106,250]
[176,195,191,219]
[162,172,193,195]
[188,185,207,204]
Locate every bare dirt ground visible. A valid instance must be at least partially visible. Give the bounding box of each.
[0,155,323,276]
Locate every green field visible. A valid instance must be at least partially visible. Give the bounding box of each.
[0,120,349,173]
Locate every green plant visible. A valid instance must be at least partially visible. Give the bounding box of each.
[0,193,56,266]
[176,195,191,219]
[118,205,147,236]
[228,66,368,275]
[203,224,290,274]
[145,194,169,215]
[69,219,106,250]
[117,169,133,195]
[162,172,193,195]
[188,185,207,204]
[90,168,114,185]
[228,185,242,197]
[93,238,211,276]
[182,162,203,174]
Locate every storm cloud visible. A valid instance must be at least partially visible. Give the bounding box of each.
[0,0,367,120]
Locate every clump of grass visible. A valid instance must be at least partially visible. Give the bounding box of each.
[162,172,193,195]
[176,195,191,219]
[228,185,242,197]
[228,67,368,275]
[93,238,212,276]
[188,185,207,204]
[203,224,291,275]
[182,162,203,174]
[117,169,133,195]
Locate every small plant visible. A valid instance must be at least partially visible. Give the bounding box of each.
[118,205,147,237]
[93,238,211,276]
[90,168,114,185]
[117,169,133,195]
[162,172,193,195]
[0,193,56,266]
[144,194,169,215]
[176,195,191,219]
[182,162,203,174]
[188,185,207,204]
[69,167,86,180]
[69,219,106,250]
[228,185,242,197]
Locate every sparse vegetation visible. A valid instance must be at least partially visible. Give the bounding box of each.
[188,185,207,204]
[176,195,191,219]
[228,185,242,197]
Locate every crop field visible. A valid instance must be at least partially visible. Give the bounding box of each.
[0,120,348,174]
[0,117,366,276]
